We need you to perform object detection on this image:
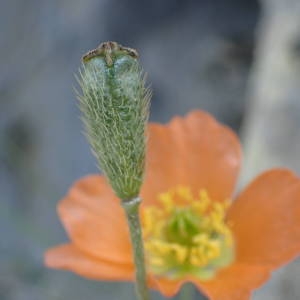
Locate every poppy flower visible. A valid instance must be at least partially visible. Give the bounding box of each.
[45,110,300,300]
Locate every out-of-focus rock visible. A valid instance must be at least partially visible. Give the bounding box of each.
[241,1,300,299]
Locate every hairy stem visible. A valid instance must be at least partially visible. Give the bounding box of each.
[122,197,150,300]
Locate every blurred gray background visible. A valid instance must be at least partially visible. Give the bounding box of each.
[1,0,300,299]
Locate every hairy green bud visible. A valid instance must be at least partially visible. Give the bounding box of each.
[77,42,151,200]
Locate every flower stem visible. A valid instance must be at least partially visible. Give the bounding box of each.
[179,283,195,300]
[122,197,150,300]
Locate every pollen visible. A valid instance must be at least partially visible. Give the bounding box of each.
[141,186,234,280]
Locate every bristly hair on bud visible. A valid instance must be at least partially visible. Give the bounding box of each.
[76,42,151,201]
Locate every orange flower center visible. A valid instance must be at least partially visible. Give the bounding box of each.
[141,186,234,280]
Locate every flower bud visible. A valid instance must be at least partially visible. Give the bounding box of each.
[77,42,150,200]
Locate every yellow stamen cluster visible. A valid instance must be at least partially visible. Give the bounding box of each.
[142,186,234,280]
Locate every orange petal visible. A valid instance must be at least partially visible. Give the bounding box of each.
[142,110,241,205]
[150,262,270,299]
[227,169,300,267]
[58,175,133,264]
[148,276,186,297]
[199,263,271,300]
[45,244,134,281]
